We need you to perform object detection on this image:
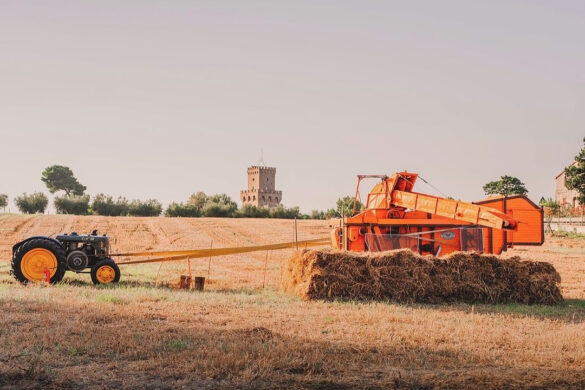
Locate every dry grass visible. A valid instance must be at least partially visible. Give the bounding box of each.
[1,215,585,389]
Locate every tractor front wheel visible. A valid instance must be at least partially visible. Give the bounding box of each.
[91,259,121,285]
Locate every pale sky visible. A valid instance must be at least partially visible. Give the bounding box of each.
[0,1,583,213]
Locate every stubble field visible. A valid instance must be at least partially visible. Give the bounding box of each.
[0,214,584,389]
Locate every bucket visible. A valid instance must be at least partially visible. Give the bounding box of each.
[194,276,205,291]
[179,275,192,289]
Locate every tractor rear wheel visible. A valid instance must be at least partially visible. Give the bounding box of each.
[91,259,120,285]
[11,239,67,284]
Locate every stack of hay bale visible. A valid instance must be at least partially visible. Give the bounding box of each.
[282,249,563,305]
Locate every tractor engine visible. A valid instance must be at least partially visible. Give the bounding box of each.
[56,231,109,272]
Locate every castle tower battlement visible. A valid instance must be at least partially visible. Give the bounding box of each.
[241,165,282,207]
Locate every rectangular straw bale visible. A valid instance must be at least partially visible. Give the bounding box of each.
[281,249,563,305]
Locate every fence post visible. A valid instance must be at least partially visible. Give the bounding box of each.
[262,251,269,289]
[207,240,213,281]
[294,218,298,250]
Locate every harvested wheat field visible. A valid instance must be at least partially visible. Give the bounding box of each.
[1,214,585,389]
[0,214,331,290]
[282,249,563,304]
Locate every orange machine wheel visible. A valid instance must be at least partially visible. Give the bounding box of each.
[91,259,121,285]
[96,265,115,283]
[21,248,57,281]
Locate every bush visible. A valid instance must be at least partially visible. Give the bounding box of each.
[310,210,326,220]
[128,199,162,217]
[165,202,202,217]
[202,202,237,217]
[325,209,338,219]
[91,194,129,216]
[15,192,48,214]
[54,195,90,215]
[269,205,301,219]
[236,204,306,219]
[163,192,238,218]
[201,194,238,217]
[238,205,270,218]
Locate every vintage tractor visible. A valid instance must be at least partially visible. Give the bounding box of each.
[11,230,121,285]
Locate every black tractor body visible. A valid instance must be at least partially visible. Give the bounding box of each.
[11,230,120,285]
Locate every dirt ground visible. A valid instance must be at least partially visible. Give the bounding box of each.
[0,214,584,389]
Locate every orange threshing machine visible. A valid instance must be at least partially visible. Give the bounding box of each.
[331,172,544,256]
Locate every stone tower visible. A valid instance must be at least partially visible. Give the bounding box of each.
[240,166,282,207]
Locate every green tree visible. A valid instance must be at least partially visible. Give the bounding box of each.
[41,165,86,196]
[269,205,300,219]
[238,205,270,218]
[236,204,304,219]
[165,202,202,217]
[0,194,7,211]
[565,137,585,204]
[325,208,338,219]
[54,194,90,215]
[188,192,208,208]
[202,194,238,217]
[335,196,364,218]
[127,199,163,217]
[310,210,325,220]
[15,192,48,214]
[91,194,129,216]
[483,175,528,196]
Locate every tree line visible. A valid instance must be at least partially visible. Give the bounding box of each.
[0,165,329,218]
[5,189,363,219]
[3,140,584,218]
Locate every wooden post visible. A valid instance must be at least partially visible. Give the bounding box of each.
[262,251,269,289]
[294,218,298,250]
[155,258,168,288]
[187,257,193,289]
[207,240,213,280]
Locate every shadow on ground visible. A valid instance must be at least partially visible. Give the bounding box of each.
[1,295,584,389]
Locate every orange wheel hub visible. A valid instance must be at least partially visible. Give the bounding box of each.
[21,248,57,281]
[96,265,116,284]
